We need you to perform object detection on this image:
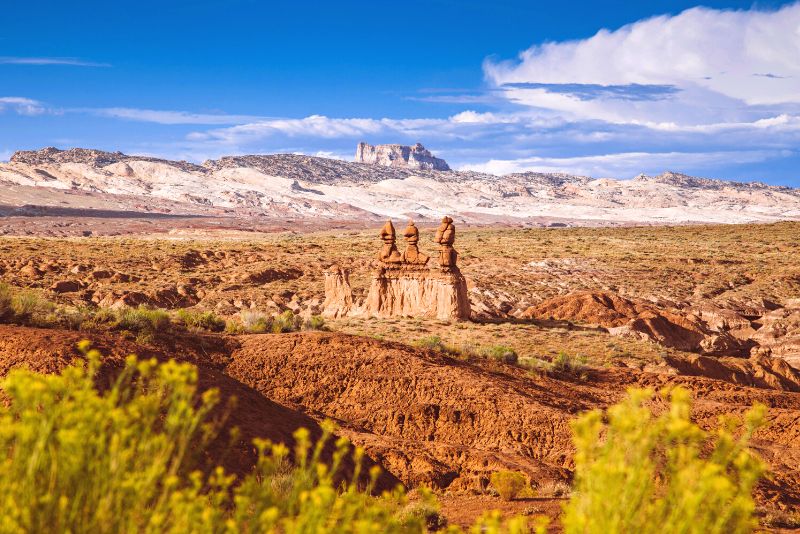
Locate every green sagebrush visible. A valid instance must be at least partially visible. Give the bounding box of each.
[0,342,531,534]
[490,471,528,501]
[563,387,765,534]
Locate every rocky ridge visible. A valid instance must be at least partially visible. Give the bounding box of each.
[2,147,800,225]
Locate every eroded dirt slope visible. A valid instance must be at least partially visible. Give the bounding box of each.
[0,326,399,490]
[1,325,799,521]
[223,332,800,511]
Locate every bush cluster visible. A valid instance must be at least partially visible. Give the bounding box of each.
[562,387,765,534]
[0,343,531,534]
[0,284,323,340]
[482,345,518,365]
[0,283,58,327]
[413,337,519,365]
[176,308,226,332]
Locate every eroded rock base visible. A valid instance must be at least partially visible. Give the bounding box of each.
[324,265,471,321]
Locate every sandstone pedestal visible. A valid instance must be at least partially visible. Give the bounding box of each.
[323,265,471,321]
[364,265,470,320]
[323,216,471,321]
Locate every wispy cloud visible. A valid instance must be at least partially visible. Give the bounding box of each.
[499,82,681,102]
[407,93,500,104]
[0,97,45,115]
[0,57,110,67]
[459,150,789,177]
[89,107,263,125]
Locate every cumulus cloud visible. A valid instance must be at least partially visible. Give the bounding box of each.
[0,97,45,115]
[0,57,110,67]
[484,3,800,125]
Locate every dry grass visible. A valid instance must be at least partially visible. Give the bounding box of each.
[0,222,798,367]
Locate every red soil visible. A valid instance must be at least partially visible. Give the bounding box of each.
[1,325,799,525]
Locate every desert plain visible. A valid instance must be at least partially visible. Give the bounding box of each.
[1,218,799,529]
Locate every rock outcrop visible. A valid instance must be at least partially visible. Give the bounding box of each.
[752,299,800,368]
[354,142,450,171]
[322,266,355,319]
[363,265,470,320]
[324,218,470,320]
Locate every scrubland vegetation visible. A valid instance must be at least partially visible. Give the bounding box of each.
[0,341,765,533]
[0,282,326,343]
[563,388,765,534]
[0,343,527,534]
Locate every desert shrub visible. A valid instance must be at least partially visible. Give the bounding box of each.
[224,319,245,334]
[412,336,479,359]
[0,283,12,321]
[239,310,271,333]
[399,490,448,531]
[10,289,56,326]
[78,307,116,331]
[551,351,587,374]
[0,343,530,533]
[491,471,528,501]
[0,342,221,533]
[414,335,446,351]
[272,309,299,333]
[53,306,91,330]
[483,345,518,365]
[536,479,571,498]
[176,308,225,332]
[562,387,765,534]
[304,314,326,331]
[115,305,171,335]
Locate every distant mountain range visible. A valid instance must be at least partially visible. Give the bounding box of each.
[1,146,799,226]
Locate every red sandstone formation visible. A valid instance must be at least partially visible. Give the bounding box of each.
[324,217,471,320]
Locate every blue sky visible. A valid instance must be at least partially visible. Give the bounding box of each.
[1,0,799,184]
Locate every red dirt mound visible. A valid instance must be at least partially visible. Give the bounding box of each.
[523,291,644,327]
[523,291,744,355]
[0,326,399,491]
[223,332,800,509]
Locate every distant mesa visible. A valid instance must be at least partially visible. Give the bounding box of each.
[354,142,450,171]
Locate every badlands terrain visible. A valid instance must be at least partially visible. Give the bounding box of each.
[2,145,800,528]
[1,220,800,528]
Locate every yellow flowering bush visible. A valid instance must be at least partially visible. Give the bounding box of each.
[0,342,529,534]
[563,387,765,534]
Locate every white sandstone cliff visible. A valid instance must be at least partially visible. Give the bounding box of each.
[354,142,450,171]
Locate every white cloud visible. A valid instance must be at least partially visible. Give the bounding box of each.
[90,107,263,125]
[0,57,110,67]
[459,149,787,177]
[312,150,349,160]
[449,111,518,124]
[0,97,45,115]
[188,115,451,144]
[484,3,800,125]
